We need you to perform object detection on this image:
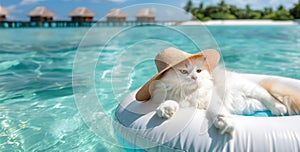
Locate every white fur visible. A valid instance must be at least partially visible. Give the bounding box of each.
[151,60,287,135]
[156,100,179,119]
[213,67,287,115]
[154,68,213,119]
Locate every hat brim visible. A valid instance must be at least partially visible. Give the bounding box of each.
[135,49,220,101]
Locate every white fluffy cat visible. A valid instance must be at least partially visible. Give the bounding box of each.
[150,57,287,135]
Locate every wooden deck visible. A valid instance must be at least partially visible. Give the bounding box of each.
[0,20,181,28]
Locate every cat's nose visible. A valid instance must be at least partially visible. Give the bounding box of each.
[191,76,197,80]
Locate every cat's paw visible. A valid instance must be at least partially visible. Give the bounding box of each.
[156,100,179,119]
[214,114,235,136]
[270,102,287,116]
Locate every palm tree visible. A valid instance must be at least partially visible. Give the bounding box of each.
[245,4,251,18]
[263,7,273,15]
[197,2,205,14]
[182,0,294,21]
[218,0,230,14]
[272,5,294,20]
[278,5,285,11]
[290,0,300,18]
[184,0,193,13]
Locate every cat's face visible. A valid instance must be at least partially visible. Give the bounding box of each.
[163,56,211,87]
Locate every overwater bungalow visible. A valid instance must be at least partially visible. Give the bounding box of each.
[0,6,9,21]
[68,7,96,22]
[105,9,127,22]
[135,8,155,22]
[28,6,56,22]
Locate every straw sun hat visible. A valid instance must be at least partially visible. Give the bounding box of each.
[135,47,220,101]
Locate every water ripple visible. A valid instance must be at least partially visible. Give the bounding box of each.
[0,26,300,151]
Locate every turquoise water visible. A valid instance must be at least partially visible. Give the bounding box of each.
[1,26,300,151]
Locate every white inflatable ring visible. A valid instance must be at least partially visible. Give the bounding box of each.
[114,74,300,151]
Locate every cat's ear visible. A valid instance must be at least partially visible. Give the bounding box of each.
[203,56,214,73]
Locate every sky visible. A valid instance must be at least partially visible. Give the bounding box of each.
[0,0,298,21]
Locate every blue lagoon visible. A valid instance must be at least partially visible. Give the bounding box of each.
[0,25,300,151]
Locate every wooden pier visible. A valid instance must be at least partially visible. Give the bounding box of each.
[0,20,181,28]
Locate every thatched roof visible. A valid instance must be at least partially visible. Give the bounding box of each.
[28,6,56,17]
[105,9,127,17]
[0,5,9,15]
[135,8,155,17]
[68,7,96,17]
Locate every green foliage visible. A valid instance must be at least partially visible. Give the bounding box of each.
[184,0,298,21]
[248,11,262,19]
[202,1,237,20]
[263,7,273,16]
[272,10,294,20]
[195,13,211,21]
[264,5,294,20]
[210,13,236,20]
[184,0,193,13]
[263,13,275,19]
[290,0,300,19]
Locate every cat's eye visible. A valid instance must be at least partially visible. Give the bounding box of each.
[179,69,188,74]
[196,69,202,73]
